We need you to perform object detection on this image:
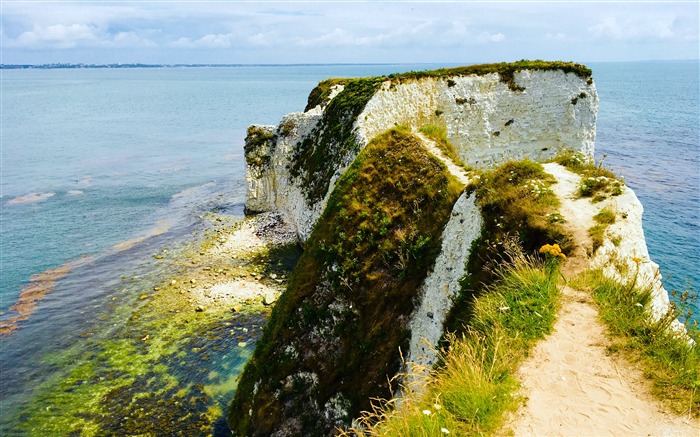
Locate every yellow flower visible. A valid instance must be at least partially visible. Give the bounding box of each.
[632,256,642,263]
[539,243,566,260]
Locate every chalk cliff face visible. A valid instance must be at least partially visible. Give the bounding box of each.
[245,66,597,241]
[591,188,674,322]
[231,62,616,436]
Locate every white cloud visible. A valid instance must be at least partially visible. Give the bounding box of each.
[112,32,156,47]
[5,22,156,49]
[12,23,100,48]
[195,33,234,48]
[296,27,353,48]
[170,37,194,48]
[589,15,676,40]
[248,32,272,46]
[545,32,569,41]
[478,32,505,42]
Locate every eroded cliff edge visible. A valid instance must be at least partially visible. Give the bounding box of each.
[228,62,676,436]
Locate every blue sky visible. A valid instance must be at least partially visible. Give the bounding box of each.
[1,1,698,64]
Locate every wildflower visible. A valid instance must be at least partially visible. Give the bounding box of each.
[433,403,442,410]
[422,409,431,416]
[539,243,566,260]
[441,428,450,434]
[632,256,642,263]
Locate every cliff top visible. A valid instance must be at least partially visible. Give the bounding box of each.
[305,60,592,110]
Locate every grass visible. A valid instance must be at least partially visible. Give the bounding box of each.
[419,124,469,169]
[572,269,700,417]
[230,128,464,436]
[449,161,571,328]
[589,207,617,254]
[304,78,352,112]
[553,150,625,202]
[344,245,562,436]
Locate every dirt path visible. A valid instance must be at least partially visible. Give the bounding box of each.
[415,132,470,185]
[504,163,699,436]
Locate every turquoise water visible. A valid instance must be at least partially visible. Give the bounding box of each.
[1,62,698,432]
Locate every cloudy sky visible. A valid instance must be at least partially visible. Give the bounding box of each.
[1,1,698,65]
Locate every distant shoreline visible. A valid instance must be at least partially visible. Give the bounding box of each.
[2,59,697,70]
[0,62,411,70]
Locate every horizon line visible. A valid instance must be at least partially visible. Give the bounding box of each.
[2,59,699,69]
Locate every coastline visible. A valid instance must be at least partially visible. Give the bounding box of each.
[1,207,301,435]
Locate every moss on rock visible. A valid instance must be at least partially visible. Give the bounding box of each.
[290,77,384,205]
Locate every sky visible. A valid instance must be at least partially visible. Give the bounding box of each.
[1,1,698,65]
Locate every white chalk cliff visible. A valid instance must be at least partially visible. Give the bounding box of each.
[246,68,597,241]
[232,63,681,435]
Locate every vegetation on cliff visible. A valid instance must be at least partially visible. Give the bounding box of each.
[244,125,277,169]
[573,269,700,417]
[446,160,571,332]
[290,77,384,205]
[291,61,592,206]
[347,245,563,436]
[230,128,464,435]
[387,60,592,92]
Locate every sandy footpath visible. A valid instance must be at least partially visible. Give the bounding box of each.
[504,164,699,436]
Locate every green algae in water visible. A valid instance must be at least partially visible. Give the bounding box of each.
[19,312,263,436]
[14,218,299,436]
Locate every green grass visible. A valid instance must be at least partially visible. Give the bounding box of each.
[450,161,571,327]
[553,150,625,202]
[593,207,616,225]
[304,78,352,112]
[230,128,464,436]
[345,247,562,436]
[419,124,469,169]
[573,269,700,417]
[588,208,617,254]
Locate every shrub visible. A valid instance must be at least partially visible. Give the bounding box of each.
[554,151,625,201]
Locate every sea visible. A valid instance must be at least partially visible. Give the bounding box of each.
[1,61,698,434]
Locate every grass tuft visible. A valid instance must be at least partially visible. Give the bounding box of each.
[553,150,625,201]
[588,208,617,254]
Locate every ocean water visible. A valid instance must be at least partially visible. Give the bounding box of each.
[1,61,698,432]
[592,61,700,310]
